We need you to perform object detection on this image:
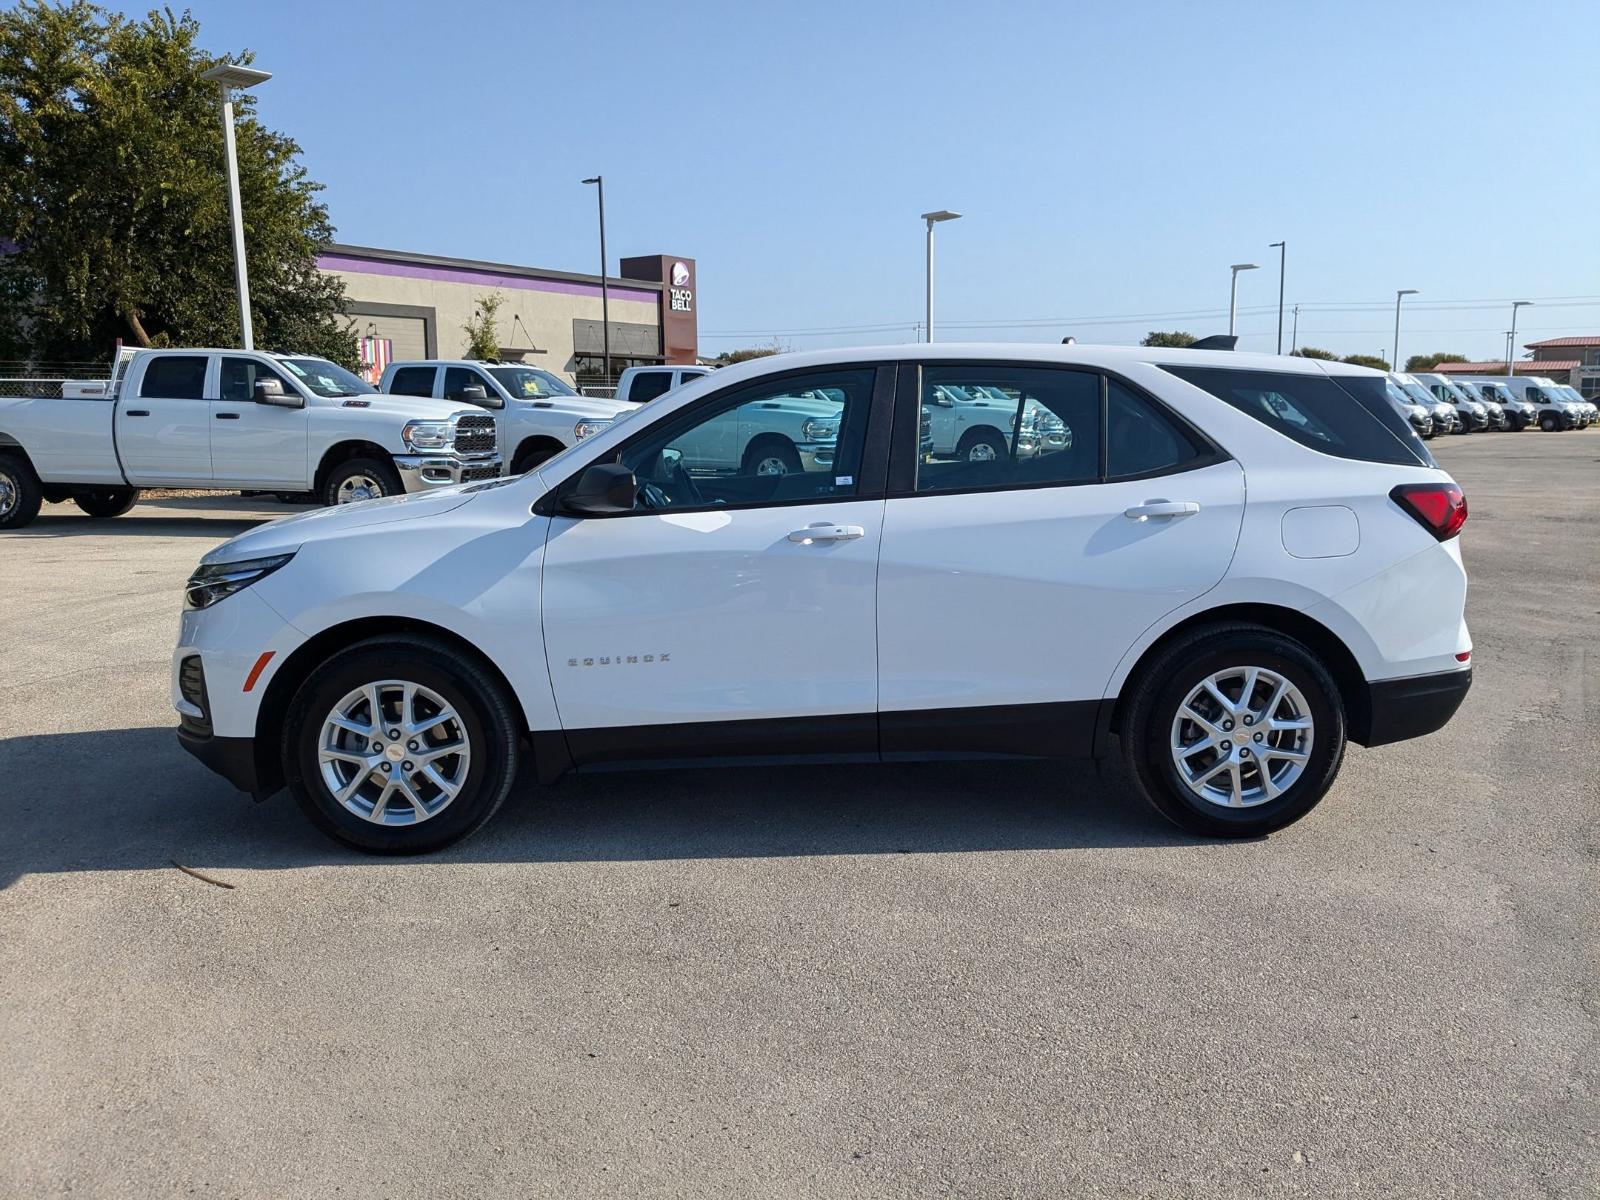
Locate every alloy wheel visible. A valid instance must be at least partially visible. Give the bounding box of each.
[317,680,472,825]
[754,455,790,476]
[336,474,384,503]
[0,470,16,519]
[1170,666,1314,809]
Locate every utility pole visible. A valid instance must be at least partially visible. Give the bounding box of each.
[581,176,610,385]
[1269,241,1286,354]
[1290,305,1300,354]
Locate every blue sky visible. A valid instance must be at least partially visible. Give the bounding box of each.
[109,0,1600,360]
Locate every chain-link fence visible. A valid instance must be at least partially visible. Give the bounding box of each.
[0,361,109,400]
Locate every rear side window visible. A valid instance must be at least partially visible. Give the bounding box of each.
[139,355,207,400]
[1106,380,1206,479]
[629,371,674,403]
[389,366,436,397]
[1162,366,1435,467]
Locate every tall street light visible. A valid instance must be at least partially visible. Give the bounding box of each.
[200,62,271,350]
[1228,263,1258,337]
[920,210,961,343]
[1507,300,1532,377]
[581,176,610,386]
[1392,289,1418,375]
[1269,241,1286,354]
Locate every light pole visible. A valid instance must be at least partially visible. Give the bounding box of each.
[920,210,961,342]
[1507,301,1532,377]
[1290,304,1300,354]
[1228,263,1258,337]
[200,63,271,350]
[581,177,610,386]
[1392,288,1418,375]
[1269,241,1286,354]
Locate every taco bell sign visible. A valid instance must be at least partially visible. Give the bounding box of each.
[622,254,698,365]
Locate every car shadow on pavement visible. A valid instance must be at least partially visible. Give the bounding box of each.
[7,496,288,539]
[0,726,1193,887]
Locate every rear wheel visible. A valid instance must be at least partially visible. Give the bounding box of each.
[282,637,522,853]
[73,487,139,519]
[0,452,43,530]
[323,457,402,506]
[1121,624,1346,837]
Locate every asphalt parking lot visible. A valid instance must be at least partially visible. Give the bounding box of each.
[2,434,1596,1198]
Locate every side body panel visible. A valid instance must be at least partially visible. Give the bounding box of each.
[0,395,123,484]
[114,354,215,485]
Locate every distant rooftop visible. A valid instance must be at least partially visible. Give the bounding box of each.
[1524,335,1600,349]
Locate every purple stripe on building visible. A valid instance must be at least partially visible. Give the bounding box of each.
[317,252,659,304]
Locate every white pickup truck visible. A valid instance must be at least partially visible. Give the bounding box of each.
[0,348,500,530]
[381,359,628,474]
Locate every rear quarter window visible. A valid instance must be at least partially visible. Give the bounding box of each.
[1161,366,1436,468]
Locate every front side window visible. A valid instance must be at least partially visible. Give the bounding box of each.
[592,368,877,512]
[219,357,292,403]
[487,366,575,399]
[915,367,1099,493]
[389,366,436,397]
[139,355,208,400]
[1165,366,1434,467]
[444,366,499,406]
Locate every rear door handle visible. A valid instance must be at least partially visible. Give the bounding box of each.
[125,409,150,417]
[1124,500,1200,521]
[788,522,865,543]
[215,412,240,420]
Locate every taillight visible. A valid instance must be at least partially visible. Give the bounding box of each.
[1391,482,1468,541]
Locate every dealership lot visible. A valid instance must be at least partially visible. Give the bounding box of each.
[1,436,1595,1196]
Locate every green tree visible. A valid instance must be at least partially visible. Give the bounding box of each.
[461,292,503,360]
[0,2,356,365]
[1405,352,1467,373]
[1140,331,1197,348]
[1341,354,1390,371]
[1293,346,1337,360]
[713,338,788,365]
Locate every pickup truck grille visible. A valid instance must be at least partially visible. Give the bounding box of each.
[454,415,496,454]
[460,464,501,483]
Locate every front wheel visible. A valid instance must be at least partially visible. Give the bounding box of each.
[742,439,801,477]
[1121,624,1347,837]
[282,636,522,853]
[322,457,402,506]
[1540,413,1559,432]
[73,487,139,518]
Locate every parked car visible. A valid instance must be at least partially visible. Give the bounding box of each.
[1412,373,1489,431]
[614,365,713,406]
[382,359,626,474]
[1450,380,1508,430]
[1463,380,1536,430]
[0,347,499,530]
[1392,374,1459,433]
[173,345,1471,853]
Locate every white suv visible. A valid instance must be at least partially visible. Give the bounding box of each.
[172,345,1472,853]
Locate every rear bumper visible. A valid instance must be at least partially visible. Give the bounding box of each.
[178,727,262,796]
[1352,668,1472,748]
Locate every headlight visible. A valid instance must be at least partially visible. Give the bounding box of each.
[185,553,294,610]
[402,420,453,451]
[800,417,839,440]
[573,419,611,441]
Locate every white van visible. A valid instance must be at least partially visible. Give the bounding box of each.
[1479,377,1583,431]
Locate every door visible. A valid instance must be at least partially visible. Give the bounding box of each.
[210,357,309,487]
[540,365,892,765]
[114,354,213,485]
[876,364,1245,758]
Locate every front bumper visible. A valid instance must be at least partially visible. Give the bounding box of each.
[1463,410,1489,431]
[394,452,502,493]
[1352,667,1472,748]
[797,442,837,472]
[178,727,262,796]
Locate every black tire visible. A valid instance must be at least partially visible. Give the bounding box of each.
[1120,623,1347,838]
[742,438,801,476]
[512,442,564,474]
[0,452,43,530]
[322,456,402,507]
[73,487,139,519]
[1540,413,1558,432]
[957,427,1008,462]
[282,636,522,854]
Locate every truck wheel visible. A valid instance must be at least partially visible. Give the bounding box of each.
[958,428,1008,462]
[512,442,564,474]
[0,452,43,530]
[1540,413,1558,432]
[742,439,801,477]
[281,636,522,854]
[323,457,402,506]
[1120,623,1346,838]
[73,487,139,519]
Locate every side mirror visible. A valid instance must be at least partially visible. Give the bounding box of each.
[454,385,489,403]
[562,463,637,515]
[254,377,303,408]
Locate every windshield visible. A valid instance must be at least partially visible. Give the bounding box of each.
[1455,381,1484,402]
[487,366,577,399]
[281,357,376,398]
[1398,379,1437,406]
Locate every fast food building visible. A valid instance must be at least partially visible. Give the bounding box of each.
[316,243,699,388]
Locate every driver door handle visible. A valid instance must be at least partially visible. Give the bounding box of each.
[788,522,865,543]
[1124,500,1200,521]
